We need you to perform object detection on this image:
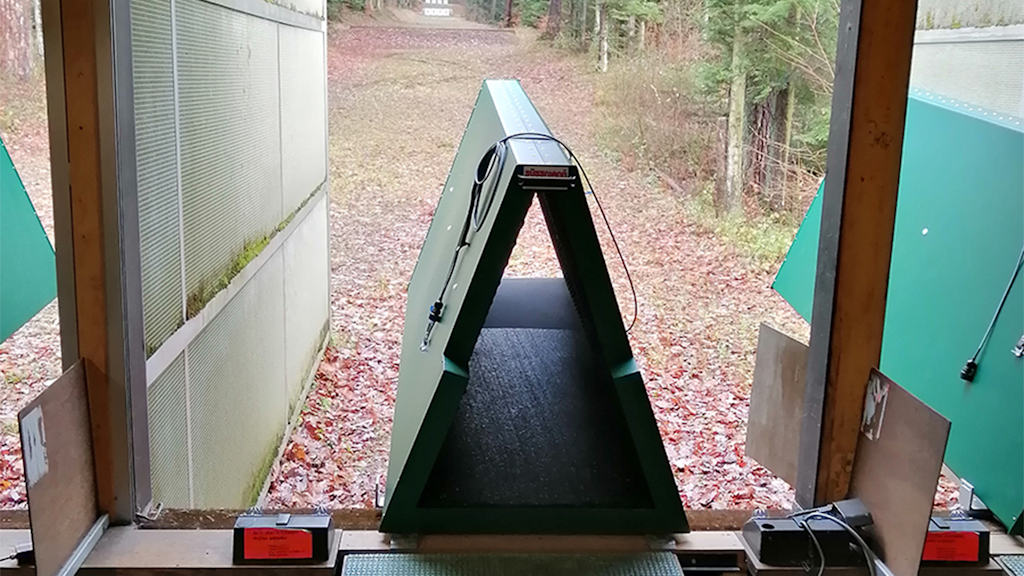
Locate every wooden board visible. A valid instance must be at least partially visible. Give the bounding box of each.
[848,370,950,576]
[19,361,100,576]
[81,527,337,576]
[747,324,808,486]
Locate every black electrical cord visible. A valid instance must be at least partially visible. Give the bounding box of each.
[961,243,1024,381]
[793,517,825,576]
[787,510,878,576]
[421,132,638,349]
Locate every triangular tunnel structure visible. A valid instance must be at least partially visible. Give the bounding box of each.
[382,80,688,534]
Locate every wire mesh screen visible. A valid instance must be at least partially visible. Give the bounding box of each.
[135,0,329,508]
[187,251,288,508]
[176,0,283,302]
[910,39,1024,117]
[132,0,184,353]
[280,24,327,214]
[148,352,191,507]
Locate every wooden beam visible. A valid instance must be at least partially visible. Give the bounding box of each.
[796,0,919,506]
[44,0,148,522]
[58,0,116,519]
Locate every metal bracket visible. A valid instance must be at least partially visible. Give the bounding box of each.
[959,479,989,512]
[56,515,108,576]
[646,535,676,551]
[136,500,164,522]
[1012,334,1024,358]
[389,534,419,551]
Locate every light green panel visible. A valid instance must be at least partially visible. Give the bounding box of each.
[188,251,287,508]
[131,0,184,353]
[283,194,330,408]
[177,0,282,302]
[148,352,191,508]
[0,138,56,342]
[279,24,326,214]
[773,92,1024,528]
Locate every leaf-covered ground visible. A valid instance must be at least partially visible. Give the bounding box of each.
[0,73,61,508]
[0,16,959,511]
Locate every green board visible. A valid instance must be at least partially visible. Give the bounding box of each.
[382,80,688,534]
[773,91,1024,530]
[1,137,57,342]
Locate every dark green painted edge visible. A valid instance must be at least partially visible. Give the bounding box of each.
[382,175,688,535]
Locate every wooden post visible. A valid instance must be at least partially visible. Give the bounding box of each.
[44,0,149,523]
[58,0,117,517]
[796,0,919,507]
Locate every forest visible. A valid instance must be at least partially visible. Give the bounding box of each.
[331,0,836,225]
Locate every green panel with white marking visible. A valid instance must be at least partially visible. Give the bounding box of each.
[773,91,1023,529]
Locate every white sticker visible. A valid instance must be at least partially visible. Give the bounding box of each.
[21,406,48,487]
[860,373,889,442]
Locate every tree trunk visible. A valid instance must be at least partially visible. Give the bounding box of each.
[598,1,608,72]
[767,87,788,209]
[715,116,729,211]
[638,20,645,51]
[504,0,513,26]
[725,27,746,215]
[566,0,574,37]
[490,0,498,22]
[1,0,34,79]
[749,97,771,205]
[780,78,796,209]
[592,0,601,50]
[545,0,562,37]
[32,0,42,60]
[580,0,588,46]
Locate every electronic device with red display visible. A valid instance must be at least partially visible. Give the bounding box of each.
[232,507,334,564]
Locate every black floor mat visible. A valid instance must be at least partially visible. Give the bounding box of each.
[418,278,653,509]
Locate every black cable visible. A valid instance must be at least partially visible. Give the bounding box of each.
[422,132,639,349]
[961,243,1024,381]
[794,518,825,576]
[800,511,878,576]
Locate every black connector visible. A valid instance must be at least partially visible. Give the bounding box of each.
[960,360,978,382]
[428,301,443,323]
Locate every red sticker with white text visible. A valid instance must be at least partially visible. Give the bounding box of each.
[244,528,313,560]
[922,531,979,562]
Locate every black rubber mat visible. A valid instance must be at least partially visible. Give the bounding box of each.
[481,277,581,330]
[419,278,653,509]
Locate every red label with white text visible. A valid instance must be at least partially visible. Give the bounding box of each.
[922,531,979,562]
[522,166,570,179]
[244,528,313,560]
